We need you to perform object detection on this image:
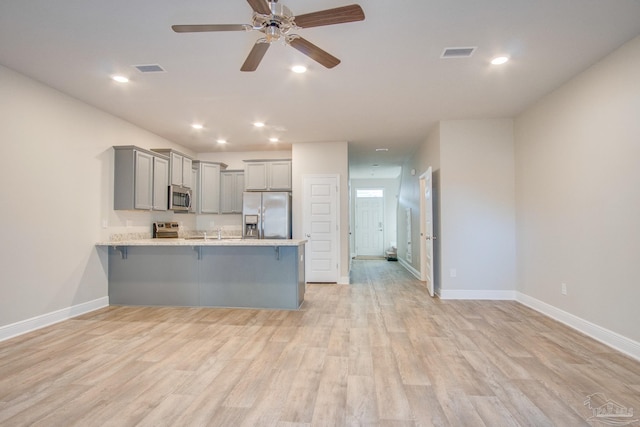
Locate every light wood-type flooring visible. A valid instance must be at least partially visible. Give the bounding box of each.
[1,260,639,426]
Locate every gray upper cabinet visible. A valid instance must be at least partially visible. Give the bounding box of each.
[152,156,169,211]
[244,159,291,191]
[193,161,227,214]
[220,170,244,214]
[113,146,169,211]
[190,167,198,213]
[244,162,268,190]
[151,149,193,188]
[269,160,292,190]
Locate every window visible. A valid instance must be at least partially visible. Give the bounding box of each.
[356,189,383,198]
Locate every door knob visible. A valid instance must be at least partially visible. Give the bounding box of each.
[305,233,311,238]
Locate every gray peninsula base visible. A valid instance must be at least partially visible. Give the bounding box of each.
[108,244,305,310]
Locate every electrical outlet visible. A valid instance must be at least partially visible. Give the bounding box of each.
[561,283,567,295]
[450,268,457,278]
[102,220,108,229]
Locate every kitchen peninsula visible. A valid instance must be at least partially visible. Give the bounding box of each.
[98,237,306,310]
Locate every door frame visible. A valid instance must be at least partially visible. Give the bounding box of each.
[302,174,340,283]
[419,167,435,297]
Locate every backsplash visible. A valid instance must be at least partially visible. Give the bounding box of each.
[108,224,243,241]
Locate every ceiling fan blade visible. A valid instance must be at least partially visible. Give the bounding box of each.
[288,37,340,69]
[294,4,365,28]
[246,0,271,15]
[241,41,270,72]
[172,24,251,33]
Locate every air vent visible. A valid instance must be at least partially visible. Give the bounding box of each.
[441,47,476,58]
[133,64,166,73]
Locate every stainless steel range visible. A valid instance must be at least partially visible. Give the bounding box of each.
[152,222,179,238]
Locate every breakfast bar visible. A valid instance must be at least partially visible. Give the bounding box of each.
[99,238,306,310]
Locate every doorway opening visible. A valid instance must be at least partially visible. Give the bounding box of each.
[354,188,385,258]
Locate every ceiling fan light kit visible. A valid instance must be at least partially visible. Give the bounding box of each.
[172,0,365,72]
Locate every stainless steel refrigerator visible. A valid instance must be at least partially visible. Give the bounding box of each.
[242,192,292,239]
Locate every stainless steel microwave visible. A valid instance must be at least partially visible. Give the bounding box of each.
[168,185,191,211]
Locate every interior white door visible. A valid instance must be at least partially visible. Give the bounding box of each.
[355,196,384,256]
[303,175,339,283]
[419,167,435,297]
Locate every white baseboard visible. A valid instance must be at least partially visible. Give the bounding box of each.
[398,258,421,280]
[439,289,517,300]
[0,297,109,343]
[516,292,640,362]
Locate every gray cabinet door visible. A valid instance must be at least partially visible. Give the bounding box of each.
[170,152,182,186]
[134,150,153,210]
[269,160,292,190]
[199,162,220,213]
[182,157,192,188]
[152,156,168,211]
[244,162,268,190]
[220,171,244,213]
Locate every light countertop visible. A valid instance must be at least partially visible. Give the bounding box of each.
[97,238,307,247]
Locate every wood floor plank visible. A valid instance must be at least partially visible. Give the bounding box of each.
[310,356,349,425]
[1,259,639,426]
[346,375,378,425]
[371,346,413,422]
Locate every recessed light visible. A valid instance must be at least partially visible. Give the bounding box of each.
[291,65,307,74]
[253,122,265,128]
[269,137,279,143]
[491,56,509,65]
[112,75,129,83]
[191,123,203,130]
[216,139,227,144]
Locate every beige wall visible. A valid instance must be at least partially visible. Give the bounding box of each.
[439,119,516,295]
[515,35,640,342]
[0,65,191,330]
[398,119,517,298]
[292,141,350,284]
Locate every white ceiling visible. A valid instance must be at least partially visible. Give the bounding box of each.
[1,1,639,179]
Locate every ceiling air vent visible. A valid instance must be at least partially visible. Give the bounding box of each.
[441,47,476,59]
[133,64,166,73]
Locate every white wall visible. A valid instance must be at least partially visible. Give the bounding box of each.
[439,119,516,296]
[398,120,517,298]
[350,177,401,256]
[0,65,191,333]
[292,141,349,283]
[515,35,640,343]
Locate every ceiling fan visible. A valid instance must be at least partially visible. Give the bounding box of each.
[171,0,365,71]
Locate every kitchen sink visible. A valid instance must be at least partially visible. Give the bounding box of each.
[183,236,243,240]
